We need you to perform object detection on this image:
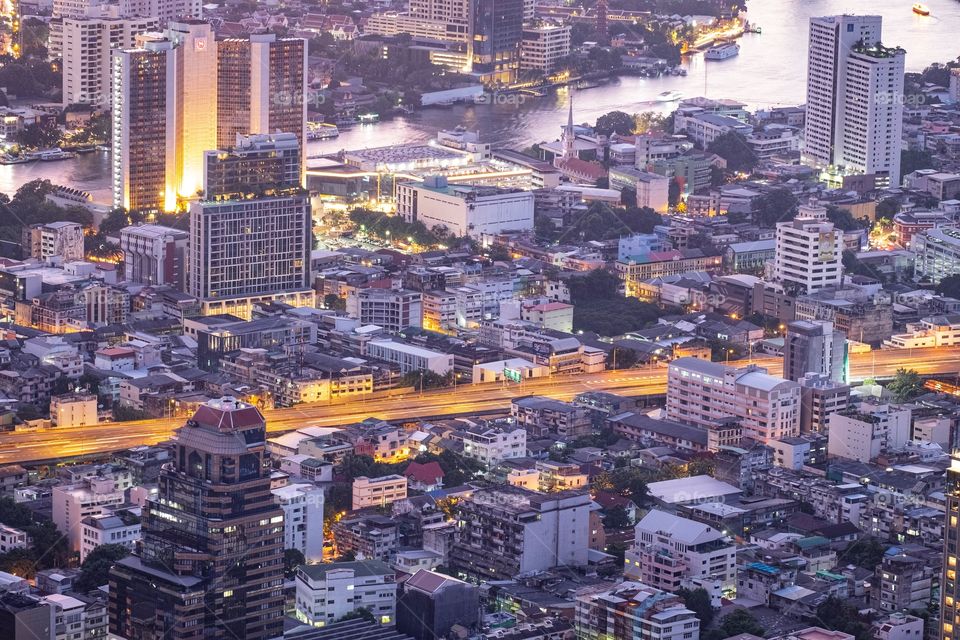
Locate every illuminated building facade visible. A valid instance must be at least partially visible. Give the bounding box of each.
[169,20,218,202]
[943,457,960,640]
[111,38,176,213]
[112,23,307,212]
[108,397,285,640]
[188,133,312,318]
[217,33,307,181]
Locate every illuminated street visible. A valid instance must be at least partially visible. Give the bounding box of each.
[3,347,957,465]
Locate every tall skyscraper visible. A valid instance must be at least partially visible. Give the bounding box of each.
[187,132,313,318]
[783,319,846,382]
[471,0,523,84]
[169,20,218,202]
[804,15,905,188]
[112,37,177,213]
[112,25,307,212]
[943,459,960,640]
[773,200,843,295]
[217,33,307,178]
[109,397,285,640]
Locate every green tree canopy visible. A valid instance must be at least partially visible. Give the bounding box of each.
[706,131,757,173]
[887,368,924,402]
[74,543,131,592]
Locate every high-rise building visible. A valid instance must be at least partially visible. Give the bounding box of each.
[112,24,307,212]
[50,0,201,61]
[471,0,523,84]
[109,397,285,640]
[396,569,480,640]
[798,373,850,434]
[112,37,176,213]
[783,319,846,382]
[62,12,159,106]
[666,357,801,444]
[187,132,312,318]
[217,33,307,178]
[624,509,737,593]
[942,458,960,640]
[168,20,218,201]
[120,223,189,288]
[773,200,843,295]
[804,15,904,188]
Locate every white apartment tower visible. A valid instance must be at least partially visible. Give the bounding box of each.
[773,200,843,295]
[62,12,159,106]
[804,15,905,187]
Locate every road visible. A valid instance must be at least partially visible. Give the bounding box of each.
[1,346,957,465]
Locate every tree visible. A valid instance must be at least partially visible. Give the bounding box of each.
[708,609,764,640]
[826,205,868,231]
[875,197,900,221]
[676,587,714,629]
[609,347,639,370]
[284,549,306,578]
[323,293,346,311]
[887,368,924,402]
[595,110,635,137]
[752,188,798,226]
[15,120,61,149]
[707,131,757,173]
[74,543,130,592]
[601,505,632,529]
[842,537,886,569]
[338,607,375,623]
[936,274,960,299]
[399,370,451,391]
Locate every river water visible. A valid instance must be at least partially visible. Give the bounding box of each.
[2,0,958,203]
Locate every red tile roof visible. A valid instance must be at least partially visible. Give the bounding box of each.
[403,461,444,485]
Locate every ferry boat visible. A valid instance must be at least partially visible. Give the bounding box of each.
[656,90,683,102]
[307,123,340,140]
[31,148,76,162]
[704,42,741,60]
[912,3,930,15]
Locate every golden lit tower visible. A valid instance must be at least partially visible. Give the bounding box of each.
[943,454,960,640]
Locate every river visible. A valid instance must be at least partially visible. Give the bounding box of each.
[2,0,958,203]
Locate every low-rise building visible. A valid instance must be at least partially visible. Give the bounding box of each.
[365,340,453,375]
[575,581,700,640]
[352,475,408,510]
[827,402,911,462]
[625,509,737,593]
[397,176,534,238]
[295,560,397,627]
[50,393,98,428]
[79,509,141,563]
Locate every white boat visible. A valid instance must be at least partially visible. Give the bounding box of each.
[912,2,930,15]
[656,90,683,102]
[32,148,76,161]
[704,42,740,60]
[307,123,340,140]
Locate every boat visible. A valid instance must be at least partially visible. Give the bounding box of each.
[912,2,930,15]
[307,123,340,140]
[704,42,741,60]
[656,90,683,102]
[1,154,34,165]
[31,148,76,161]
